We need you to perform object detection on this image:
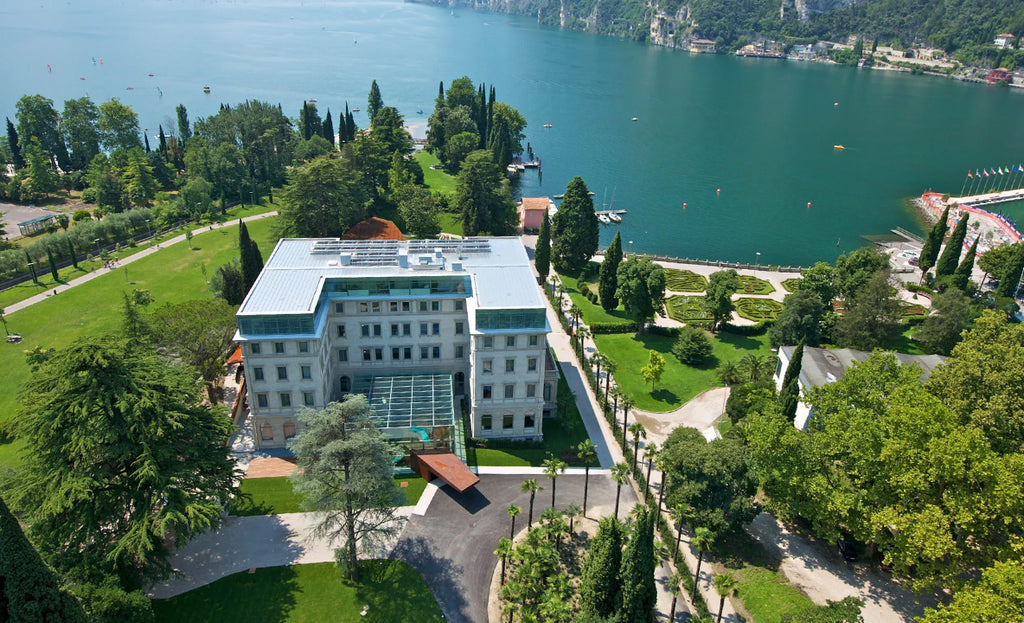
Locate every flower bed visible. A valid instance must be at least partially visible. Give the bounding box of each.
[781,278,802,293]
[736,275,775,295]
[734,297,785,322]
[665,268,708,292]
[666,295,712,323]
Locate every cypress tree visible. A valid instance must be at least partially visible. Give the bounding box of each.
[158,125,167,156]
[176,104,191,141]
[535,212,551,281]
[143,132,151,153]
[551,177,600,273]
[620,507,657,623]
[368,80,383,126]
[997,244,1024,298]
[322,109,335,146]
[239,221,264,295]
[918,206,949,280]
[342,103,351,142]
[66,237,78,269]
[6,117,24,169]
[599,232,623,311]
[952,237,979,291]
[0,495,89,623]
[781,339,804,390]
[779,340,804,421]
[935,214,969,277]
[46,248,59,281]
[578,516,624,618]
[346,109,356,142]
[476,84,487,148]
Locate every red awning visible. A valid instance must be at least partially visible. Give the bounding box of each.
[227,345,243,366]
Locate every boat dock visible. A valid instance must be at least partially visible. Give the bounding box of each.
[595,210,627,216]
[949,187,1024,208]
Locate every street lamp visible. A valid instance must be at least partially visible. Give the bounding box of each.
[755,251,761,266]
[93,238,101,257]
[27,262,38,284]
[145,219,152,239]
[629,240,634,255]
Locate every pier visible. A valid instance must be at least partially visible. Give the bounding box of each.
[949,187,1024,208]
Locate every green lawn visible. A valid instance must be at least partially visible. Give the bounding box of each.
[717,529,819,623]
[469,369,591,466]
[0,217,282,472]
[557,267,634,326]
[594,331,772,412]
[231,474,429,516]
[414,151,457,195]
[437,212,464,237]
[152,560,445,623]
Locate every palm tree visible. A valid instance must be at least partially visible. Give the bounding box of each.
[521,478,542,528]
[610,385,621,416]
[593,352,607,389]
[603,359,616,405]
[577,325,591,361]
[714,572,739,623]
[737,353,777,383]
[495,537,513,585]
[569,303,582,332]
[565,503,581,535]
[611,462,631,520]
[543,457,568,509]
[668,570,686,623]
[691,527,715,600]
[620,395,634,449]
[507,503,522,540]
[656,453,671,515]
[629,422,647,472]
[576,439,597,516]
[643,441,659,501]
[670,503,693,564]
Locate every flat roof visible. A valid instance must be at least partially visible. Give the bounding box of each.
[238,237,545,315]
[781,346,946,388]
[17,214,57,226]
[352,372,454,430]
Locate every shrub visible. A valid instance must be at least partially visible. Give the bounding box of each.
[734,297,785,321]
[69,582,153,623]
[720,320,774,336]
[664,268,707,292]
[80,187,97,203]
[672,326,713,365]
[73,209,92,222]
[590,321,637,334]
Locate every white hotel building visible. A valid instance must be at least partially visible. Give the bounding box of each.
[234,237,557,450]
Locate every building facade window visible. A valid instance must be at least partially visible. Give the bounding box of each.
[529,335,539,347]
[298,341,309,353]
[483,359,493,374]
[527,383,536,398]
[455,322,464,335]
[543,383,552,401]
[432,323,440,335]
[303,392,315,407]
[362,348,372,361]
[432,346,440,359]
[528,357,538,372]
[335,302,345,313]
[391,323,401,336]
[375,348,383,360]
[279,392,292,407]
[524,413,536,430]
[507,336,516,348]
[420,323,429,336]
[338,348,348,362]
[340,376,351,392]
[284,422,297,439]
[503,414,514,430]
[277,366,288,381]
[274,342,285,354]
[392,347,401,360]
[432,301,440,311]
[421,346,429,359]
[404,347,412,360]
[455,300,464,311]
[505,358,515,373]
[361,324,371,337]
[504,384,515,399]
[337,325,346,338]
[253,367,264,381]
[359,302,369,313]
[455,345,464,359]
[419,301,428,311]
[390,301,399,312]
[373,324,382,337]
[481,414,492,430]
[301,365,312,380]
[256,393,268,408]
[484,336,493,348]
[250,343,261,355]
[483,385,492,399]
[403,323,411,336]
[260,422,274,440]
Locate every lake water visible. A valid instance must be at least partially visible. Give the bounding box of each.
[3,0,1024,265]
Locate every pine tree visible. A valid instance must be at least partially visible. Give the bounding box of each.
[935,214,969,277]
[552,176,600,273]
[66,237,78,269]
[0,494,89,623]
[6,117,24,169]
[578,516,624,618]
[322,109,335,147]
[620,507,657,623]
[368,80,383,126]
[599,232,623,311]
[952,237,979,291]
[997,244,1024,298]
[46,248,59,281]
[918,206,949,280]
[535,212,551,281]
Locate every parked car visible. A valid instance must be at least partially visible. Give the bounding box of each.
[838,536,858,562]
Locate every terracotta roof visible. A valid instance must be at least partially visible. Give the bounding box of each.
[227,345,243,365]
[412,451,480,493]
[341,217,406,241]
[520,197,551,212]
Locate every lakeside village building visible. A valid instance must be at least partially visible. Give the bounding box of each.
[234,236,558,466]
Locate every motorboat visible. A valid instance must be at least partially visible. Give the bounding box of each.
[598,214,611,224]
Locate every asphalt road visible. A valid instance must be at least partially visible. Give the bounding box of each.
[392,473,638,623]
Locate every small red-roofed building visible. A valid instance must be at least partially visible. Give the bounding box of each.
[518,197,553,231]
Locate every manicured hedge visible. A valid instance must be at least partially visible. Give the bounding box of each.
[781,278,802,293]
[736,275,775,295]
[665,295,712,323]
[734,297,785,322]
[664,268,708,292]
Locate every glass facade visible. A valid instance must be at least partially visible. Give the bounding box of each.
[476,309,547,331]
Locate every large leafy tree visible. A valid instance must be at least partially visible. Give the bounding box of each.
[598,232,623,311]
[16,94,70,170]
[703,269,739,331]
[620,507,657,623]
[917,559,1024,623]
[60,96,101,171]
[8,336,238,588]
[369,106,412,155]
[395,184,440,239]
[0,494,88,623]
[454,149,516,236]
[977,242,1019,286]
[662,427,759,537]
[578,516,623,619]
[797,261,837,307]
[768,289,826,348]
[23,138,56,200]
[833,247,888,300]
[996,243,1024,298]
[836,270,901,350]
[149,298,239,404]
[289,396,404,582]
[917,288,972,355]
[98,98,142,153]
[747,352,1024,591]
[551,176,599,273]
[615,254,665,332]
[935,214,969,277]
[279,154,367,237]
[927,310,1024,454]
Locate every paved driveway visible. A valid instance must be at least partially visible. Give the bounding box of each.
[392,473,638,623]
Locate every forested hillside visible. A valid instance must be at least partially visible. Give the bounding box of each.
[418,0,1024,56]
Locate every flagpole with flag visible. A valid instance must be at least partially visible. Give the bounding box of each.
[961,170,972,196]
[1004,166,1015,192]
[971,169,981,196]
